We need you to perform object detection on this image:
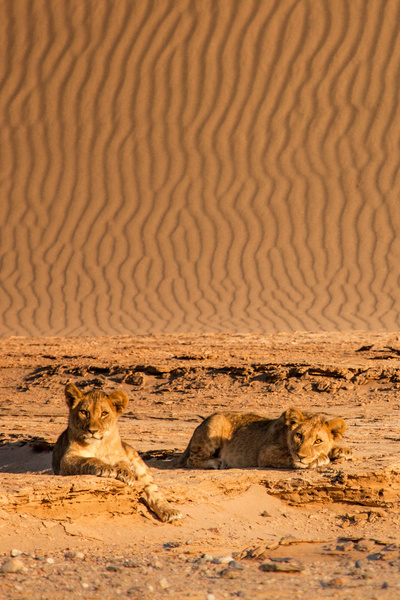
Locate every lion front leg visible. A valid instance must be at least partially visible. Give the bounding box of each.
[60,455,117,478]
[124,444,182,523]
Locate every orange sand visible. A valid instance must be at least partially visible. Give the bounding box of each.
[1,0,400,336]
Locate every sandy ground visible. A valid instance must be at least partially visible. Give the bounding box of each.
[2,0,400,336]
[1,332,400,599]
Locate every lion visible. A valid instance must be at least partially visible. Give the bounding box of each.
[53,383,181,523]
[176,408,352,469]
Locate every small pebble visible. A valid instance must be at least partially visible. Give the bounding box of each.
[219,569,240,579]
[203,554,213,562]
[159,578,169,589]
[147,585,154,593]
[1,558,24,574]
[81,583,90,589]
[11,549,23,557]
[163,541,180,549]
[153,561,162,569]
[228,560,244,571]
[206,595,216,600]
[46,557,54,564]
[355,560,366,569]
[212,556,233,564]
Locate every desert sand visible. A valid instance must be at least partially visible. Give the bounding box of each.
[2,1,400,598]
[1,0,400,335]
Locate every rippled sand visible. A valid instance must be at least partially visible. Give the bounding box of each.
[1,0,400,336]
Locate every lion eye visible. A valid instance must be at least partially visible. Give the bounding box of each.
[314,438,322,445]
[79,409,88,418]
[101,411,109,418]
[295,433,303,442]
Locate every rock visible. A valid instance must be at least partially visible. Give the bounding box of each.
[159,578,169,589]
[65,551,85,560]
[228,560,245,571]
[336,541,353,552]
[202,554,213,562]
[1,558,24,573]
[46,557,54,564]
[355,560,366,569]
[163,541,181,549]
[212,556,234,564]
[355,540,376,552]
[10,550,23,558]
[219,568,240,579]
[206,595,216,600]
[106,565,121,572]
[259,559,304,573]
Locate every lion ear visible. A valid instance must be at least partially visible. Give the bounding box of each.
[108,391,129,415]
[285,408,305,429]
[65,383,83,409]
[329,418,346,440]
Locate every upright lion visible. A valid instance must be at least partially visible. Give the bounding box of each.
[53,383,181,523]
[176,408,352,469]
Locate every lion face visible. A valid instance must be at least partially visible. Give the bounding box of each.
[65,384,129,445]
[285,408,346,468]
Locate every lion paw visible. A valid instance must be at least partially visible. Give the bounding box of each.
[308,454,330,469]
[329,446,353,461]
[158,506,183,523]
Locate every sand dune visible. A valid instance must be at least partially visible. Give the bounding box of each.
[1,0,400,336]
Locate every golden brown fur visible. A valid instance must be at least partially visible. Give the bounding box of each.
[176,408,352,470]
[53,383,181,522]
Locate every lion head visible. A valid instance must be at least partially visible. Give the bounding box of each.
[65,383,129,444]
[284,407,346,468]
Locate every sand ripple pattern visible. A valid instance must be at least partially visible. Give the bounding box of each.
[1,0,400,336]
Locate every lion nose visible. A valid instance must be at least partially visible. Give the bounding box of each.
[88,428,99,435]
[297,451,308,460]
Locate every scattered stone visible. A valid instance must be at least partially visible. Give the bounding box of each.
[202,554,214,562]
[355,540,376,552]
[259,559,304,573]
[219,568,240,579]
[336,541,353,552]
[206,595,216,600]
[159,578,169,589]
[355,560,366,569]
[153,560,162,569]
[228,560,244,571]
[260,511,271,517]
[65,551,85,560]
[10,549,23,557]
[163,541,181,549]
[106,565,121,572]
[212,556,233,564]
[81,583,90,589]
[46,557,54,564]
[1,558,24,573]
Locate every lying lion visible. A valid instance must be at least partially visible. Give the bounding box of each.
[53,383,181,522]
[176,408,352,469]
